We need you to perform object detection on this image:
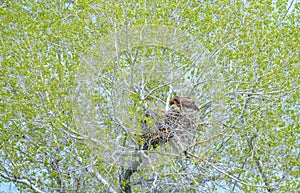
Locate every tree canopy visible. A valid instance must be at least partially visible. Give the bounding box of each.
[0,1,299,192]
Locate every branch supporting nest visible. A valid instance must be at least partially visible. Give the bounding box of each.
[119,109,197,193]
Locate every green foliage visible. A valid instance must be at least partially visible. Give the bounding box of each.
[0,0,299,192]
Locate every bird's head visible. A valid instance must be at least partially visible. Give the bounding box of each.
[170,96,179,104]
[169,96,180,108]
[169,99,175,105]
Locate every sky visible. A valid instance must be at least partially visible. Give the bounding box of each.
[0,182,19,193]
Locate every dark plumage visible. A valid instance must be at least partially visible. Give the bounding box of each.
[169,96,199,111]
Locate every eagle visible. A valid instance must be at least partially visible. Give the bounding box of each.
[169,96,199,111]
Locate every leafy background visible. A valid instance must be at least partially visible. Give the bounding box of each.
[0,0,299,192]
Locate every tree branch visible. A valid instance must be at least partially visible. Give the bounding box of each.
[186,152,271,189]
[0,172,45,193]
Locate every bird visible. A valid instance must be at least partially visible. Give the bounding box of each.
[169,96,199,111]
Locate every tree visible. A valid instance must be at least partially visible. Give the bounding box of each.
[0,0,299,192]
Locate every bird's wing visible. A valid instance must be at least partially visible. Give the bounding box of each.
[179,96,199,111]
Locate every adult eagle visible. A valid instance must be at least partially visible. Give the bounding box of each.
[169,96,199,111]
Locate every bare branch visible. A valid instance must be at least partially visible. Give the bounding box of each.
[186,153,271,189]
[0,173,45,193]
